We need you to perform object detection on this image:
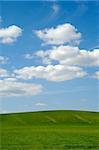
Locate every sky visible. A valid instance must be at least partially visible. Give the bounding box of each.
[0,1,99,114]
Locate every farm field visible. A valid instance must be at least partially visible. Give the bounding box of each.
[0,110,99,150]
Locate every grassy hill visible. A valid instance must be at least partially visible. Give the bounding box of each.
[0,110,99,150]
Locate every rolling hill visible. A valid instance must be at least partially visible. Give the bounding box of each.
[0,110,99,149]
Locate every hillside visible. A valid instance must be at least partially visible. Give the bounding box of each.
[0,110,99,150]
[1,110,99,126]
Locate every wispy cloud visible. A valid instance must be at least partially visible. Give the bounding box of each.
[35,102,47,106]
[92,71,99,79]
[52,4,60,14]
[0,56,9,64]
[24,53,34,59]
[0,68,9,78]
[0,79,43,97]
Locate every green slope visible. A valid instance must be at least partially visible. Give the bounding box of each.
[0,110,99,150]
[0,110,99,126]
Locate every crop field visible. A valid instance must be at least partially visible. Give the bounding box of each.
[0,110,99,150]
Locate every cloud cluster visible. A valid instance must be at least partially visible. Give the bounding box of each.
[34,45,99,67]
[0,79,42,97]
[23,23,99,82]
[0,25,22,44]
[35,23,81,45]
[0,22,98,98]
[14,65,87,82]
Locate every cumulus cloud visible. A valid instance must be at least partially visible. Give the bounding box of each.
[34,46,99,67]
[14,65,87,82]
[0,56,9,64]
[35,50,52,64]
[92,71,99,79]
[1,22,98,85]
[24,50,52,64]
[0,68,9,78]
[23,21,99,82]
[0,25,22,44]
[35,23,81,45]
[0,79,43,97]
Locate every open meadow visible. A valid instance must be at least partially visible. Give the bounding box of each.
[0,110,99,150]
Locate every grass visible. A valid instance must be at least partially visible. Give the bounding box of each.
[0,110,99,150]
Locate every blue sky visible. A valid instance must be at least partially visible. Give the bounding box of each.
[0,1,99,113]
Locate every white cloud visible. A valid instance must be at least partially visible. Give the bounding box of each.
[0,25,22,44]
[4,77,17,82]
[36,50,49,58]
[35,23,81,45]
[34,46,99,67]
[0,22,97,84]
[0,79,43,97]
[92,71,99,79]
[14,65,87,82]
[24,50,52,65]
[24,53,34,59]
[35,102,46,106]
[35,50,52,64]
[22,29,99,82]
[0,68,9,78]
[52,4,60,13]
[0,56,9,64]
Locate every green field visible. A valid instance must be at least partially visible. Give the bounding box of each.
[0,110,99,150]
